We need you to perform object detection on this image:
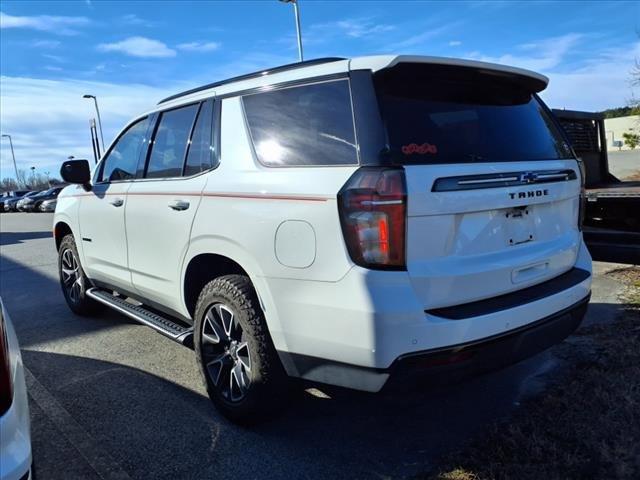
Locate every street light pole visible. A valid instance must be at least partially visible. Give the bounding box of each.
[1,134,19,183]
[279,0,304,62]
[83,94,105,152]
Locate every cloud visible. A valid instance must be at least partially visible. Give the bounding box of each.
[42,53,64,63]
[466,33,583,72]
[0,11,90,35]
[333,19,395,38]
[97,36,176,58]
[448,40,462,47]
[120,14,157,27]
[32,39,61,49]
[0,75,181,178]
[44,66,63,72]
[176,41,220,52]
[462,34,638,111]
[302,17,395,46]
[540,41,640,111]
[387,22,463,50]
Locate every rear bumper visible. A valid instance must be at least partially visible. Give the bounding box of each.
[270,240,592,391]
[385,294,589,388]
[279,294,589,393]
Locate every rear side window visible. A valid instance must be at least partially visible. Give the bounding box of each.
[101,117,150,182]
[184,100,216,176]
[374,64,573,164]
[242,79,358,166]
[146,104,199,178]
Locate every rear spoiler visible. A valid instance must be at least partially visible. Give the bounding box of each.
[350,55,549,93]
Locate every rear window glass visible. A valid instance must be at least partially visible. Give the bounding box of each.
[242,79,358,166]
[374,64,573,164]
[184,100,216,176]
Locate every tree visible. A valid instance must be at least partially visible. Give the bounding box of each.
[0,177,20,193]
[622,131,640,149]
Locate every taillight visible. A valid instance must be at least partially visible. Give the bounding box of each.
[338,168,407,270]
[576,158,586,231]
[0,313,13,416]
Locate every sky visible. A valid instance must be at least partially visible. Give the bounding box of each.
[1,0,639,180]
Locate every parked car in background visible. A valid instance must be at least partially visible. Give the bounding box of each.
[22,186,64,212]
[4,191,38,212]
[39,198,57,212]
[0,190,30,213]
[0,299,32,480]
[16,192,41,212]
[56,55,592,423]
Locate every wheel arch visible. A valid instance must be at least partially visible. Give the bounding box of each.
[54,221,73,251]
[183,253,250,318]
[181,240,287,353]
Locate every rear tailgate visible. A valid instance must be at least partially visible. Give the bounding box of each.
[373,61,582,310]
[405,161,581,309]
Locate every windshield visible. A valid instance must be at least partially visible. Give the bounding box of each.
[374,64,573,164]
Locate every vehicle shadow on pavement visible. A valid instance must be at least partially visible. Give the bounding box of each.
[1,248,617,480]
[20,342,576,480]
[0,230,53,246]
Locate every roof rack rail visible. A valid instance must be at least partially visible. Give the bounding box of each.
[157,57,346,105]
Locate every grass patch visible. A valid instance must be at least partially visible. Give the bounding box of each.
[428,268,640,480]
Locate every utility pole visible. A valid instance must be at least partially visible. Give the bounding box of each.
[83,94,105,151]
[1,134,19,184]
[279,0,304,61]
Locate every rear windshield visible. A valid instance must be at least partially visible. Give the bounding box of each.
[374,64,573,164]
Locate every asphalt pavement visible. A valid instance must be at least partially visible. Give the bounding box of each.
[0,213,627,479]
[608,149,639,180]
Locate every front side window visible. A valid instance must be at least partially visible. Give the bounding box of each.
[146,104,199,179]
[242,79,358,166]
[100,117,150,182]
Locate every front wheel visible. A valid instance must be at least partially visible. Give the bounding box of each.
[194,275,287,424]
[58,234,102,315]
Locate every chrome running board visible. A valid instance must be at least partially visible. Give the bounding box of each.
[86,288,193,347]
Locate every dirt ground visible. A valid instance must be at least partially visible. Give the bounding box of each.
[427,267,640,480]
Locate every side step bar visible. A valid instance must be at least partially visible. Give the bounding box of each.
[86,288,193,347]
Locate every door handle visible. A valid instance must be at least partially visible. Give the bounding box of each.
[109,198,124,207]
[168,199,190,211]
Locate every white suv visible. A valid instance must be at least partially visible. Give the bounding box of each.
[55,55,592,422]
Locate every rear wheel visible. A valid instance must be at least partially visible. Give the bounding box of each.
[58,235,101,315]
[194,274,287,424]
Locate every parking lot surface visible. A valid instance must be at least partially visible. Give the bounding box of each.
[0,213,625,479]
[609,149,639,180]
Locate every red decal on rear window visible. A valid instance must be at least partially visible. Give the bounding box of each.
[401,143,438,155]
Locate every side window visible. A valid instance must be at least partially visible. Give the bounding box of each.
[146,104,199,179]
[242,79,358,166]
[100,117,150,182]
[184,100,216,176]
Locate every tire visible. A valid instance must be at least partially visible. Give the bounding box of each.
[194,274,287,424]
[58,234,102,316]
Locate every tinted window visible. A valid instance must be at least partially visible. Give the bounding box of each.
[374,64,573,164]
[146,104,199,179]
[184,100,215,176]
[101,117,150,182]
[243,79,357,166]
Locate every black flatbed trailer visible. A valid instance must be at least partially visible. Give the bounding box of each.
[552,109,639,264]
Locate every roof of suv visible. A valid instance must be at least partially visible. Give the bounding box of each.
[156,54,549,110]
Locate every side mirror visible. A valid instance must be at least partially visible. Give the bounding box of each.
[60,160,92,191]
